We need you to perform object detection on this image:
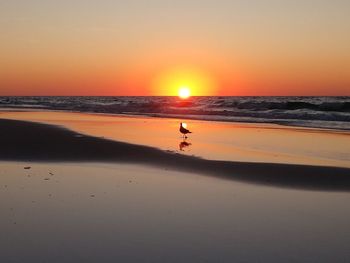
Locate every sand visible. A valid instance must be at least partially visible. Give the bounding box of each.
[0,117,349,191]
[0,111,350,262]
[1,110,349,168]
[1,161,350,263]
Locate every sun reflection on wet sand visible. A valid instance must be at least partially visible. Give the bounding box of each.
[0,110,349,168]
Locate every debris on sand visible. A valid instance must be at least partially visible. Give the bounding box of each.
[24,167,31,170]
[44,178,50,181]
[90,195,95,197]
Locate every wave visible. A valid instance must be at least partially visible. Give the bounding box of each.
[1,96,349,130]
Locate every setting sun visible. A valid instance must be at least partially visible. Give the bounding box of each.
[152,66,217,96]
[178,87,191,99]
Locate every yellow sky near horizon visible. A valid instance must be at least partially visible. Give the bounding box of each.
[0,0,349,96]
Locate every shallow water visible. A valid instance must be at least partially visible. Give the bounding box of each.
[1,111,349,168]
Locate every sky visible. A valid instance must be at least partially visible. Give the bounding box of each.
[0,0,349,96]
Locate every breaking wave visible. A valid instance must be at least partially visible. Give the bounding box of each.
[1,96,349,130]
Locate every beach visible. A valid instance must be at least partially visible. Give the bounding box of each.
[1,111,350,262]
[2,0,350,261]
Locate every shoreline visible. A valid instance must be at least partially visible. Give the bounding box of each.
[1,117,350,192]
[1,106,350,132]
[1,110,349,168]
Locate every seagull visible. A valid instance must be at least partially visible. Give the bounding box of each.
[179,122,192,138]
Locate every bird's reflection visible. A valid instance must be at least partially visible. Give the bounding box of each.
[179,140,192,151]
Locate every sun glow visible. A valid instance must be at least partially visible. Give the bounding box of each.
[152,66,217,96]
[178,86,191,99]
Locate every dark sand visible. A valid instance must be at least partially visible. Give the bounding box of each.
[1,117,350,263]
[1,118,349,191]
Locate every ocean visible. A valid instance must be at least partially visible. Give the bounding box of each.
[1,96,349,130]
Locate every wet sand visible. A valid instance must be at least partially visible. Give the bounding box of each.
[1,110,349,168]
[0,112,350,262]
[1,161,350,263]
[0,118,350,191]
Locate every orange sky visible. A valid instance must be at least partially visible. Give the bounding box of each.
[0,1,349,96]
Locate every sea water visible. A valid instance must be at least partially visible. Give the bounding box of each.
[1,96,349,130]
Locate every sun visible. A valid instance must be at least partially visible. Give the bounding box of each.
[152,66,217,96]
[178,86,191,99]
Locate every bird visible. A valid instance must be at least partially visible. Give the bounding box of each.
[179,122,192,138]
